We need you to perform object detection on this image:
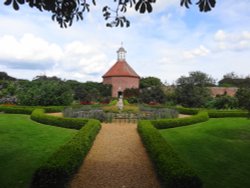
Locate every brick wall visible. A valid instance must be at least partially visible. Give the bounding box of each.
[209,87,238,97]
[103,76,139,97]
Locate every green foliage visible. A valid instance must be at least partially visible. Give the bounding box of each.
[123,88,139,98]
[151,111,209,129]
[236,87,250,117]
[69,81,112,102]
[0,114,76,188]
[109,99,118,105]
[123,99,129,105]
[0,105,65,114]
[0,71,16,80]
[127,96,139,104]
[207,109,248,118]
[0,105,34,114]
[31,109,88,130]
[140,76,162,89]
[205,95,239,109]
[176,106,248,118]
[31,119,101,188]
[160,118,250,188]
[219,72,250,87]
[175,106,200,115]
[176,71,215,107]
[138,121,202,188]
[17,78,73,106]
[139,86,166,104]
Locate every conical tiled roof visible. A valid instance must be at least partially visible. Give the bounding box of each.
[102,60,140,78]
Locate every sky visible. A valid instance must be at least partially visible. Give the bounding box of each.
[0,0,250,84]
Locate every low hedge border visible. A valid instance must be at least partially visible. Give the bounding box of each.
[175,106,199,115]
[207,110,248,118]
[31,119,101,188]
[31,109,88,130]
[151,111,209,129]
[138,120,202,188]
[0,105,34,114]
[176,106,248,118]
[0,105,65,114]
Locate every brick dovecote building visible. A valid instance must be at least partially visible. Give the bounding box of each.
[102,46,140,98]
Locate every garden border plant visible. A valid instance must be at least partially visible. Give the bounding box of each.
[0,105,101,187]
[138,106,249,188]
[31,119,101,188]
[176,106,248,118]
[138,120,203,188]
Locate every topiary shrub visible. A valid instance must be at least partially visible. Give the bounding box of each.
[31,119,101,188]
[138,120,202,188]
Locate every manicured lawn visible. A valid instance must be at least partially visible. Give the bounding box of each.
[160,118,250,188]
[0,114,77,188]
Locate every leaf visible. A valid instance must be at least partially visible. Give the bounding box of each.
[13,0,19,10]
[146,1,153,13]
[140,2,146,13]
[135,0,142,11]
[17,0,24,4]
[4,0,12,6]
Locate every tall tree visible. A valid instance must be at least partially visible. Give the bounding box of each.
[235,87,250,117]
[175,71,215,107]
[3,0,216,28]
[219,73,250,88]
[17,78,73,106]
[140,76,162,89]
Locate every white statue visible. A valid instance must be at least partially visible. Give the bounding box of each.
[117,95,124,111]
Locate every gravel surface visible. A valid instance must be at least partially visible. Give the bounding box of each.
[46,112,63,117]
[178,114,191,118]
[70,123,161,188]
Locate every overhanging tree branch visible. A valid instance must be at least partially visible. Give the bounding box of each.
[3,0,216,28]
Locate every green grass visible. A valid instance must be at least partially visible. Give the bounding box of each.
[160,118,250,188]
[0,114,77,188]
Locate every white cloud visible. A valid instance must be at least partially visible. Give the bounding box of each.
[213,30,250,51]
[0,34,62,62]
[183,45,210,59]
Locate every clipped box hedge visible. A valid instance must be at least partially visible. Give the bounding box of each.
[0,105,34,114]
[151,111,209,129]
[31,119,101,188]
[0,105,64,115]
[207,110,248,118]
[31,109,88,130]
[175,106,199,115]
[138,120,202,188]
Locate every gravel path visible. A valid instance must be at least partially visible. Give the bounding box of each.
[178,114,191,118]
[70,123,161,188]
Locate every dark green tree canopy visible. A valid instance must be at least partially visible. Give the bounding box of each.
[4,0,216,28]
[140,76,162,89]
[175,71,215,107]
[236,87,250,117]
[219,72,250,88]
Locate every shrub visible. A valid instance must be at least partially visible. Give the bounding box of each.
[0,105,34,114]
[175,106,199,115]
[207,110,248,118]
[138,121,202,188]
[151,111,209,129]
[31,119,101,188]
[42,106,65,113]
[109,99,118,105]
[31,109,88,130]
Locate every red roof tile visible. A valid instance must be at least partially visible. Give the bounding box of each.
[102,60,140,78]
